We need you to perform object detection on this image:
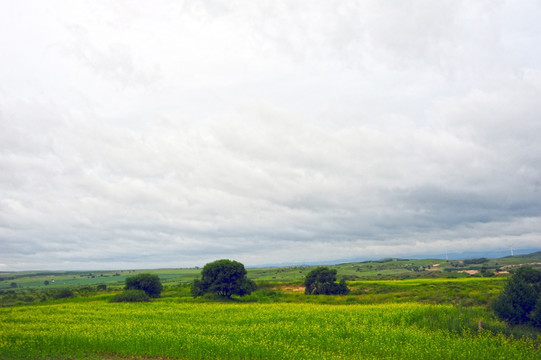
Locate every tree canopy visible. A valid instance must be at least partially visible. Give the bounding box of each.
[125,273,163,298]
[192,259,256,298]
[304,267,349,295]
[492,267,541,328]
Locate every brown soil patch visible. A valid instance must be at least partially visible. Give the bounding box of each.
[278,285,305,292]
[458,270,479,275]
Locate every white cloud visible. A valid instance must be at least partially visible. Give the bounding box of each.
[0,1,540,270]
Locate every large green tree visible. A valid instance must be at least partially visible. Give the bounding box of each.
[192,259,256,298]
[125,273,163,298]
[492,267,541,327]
[304,267,349,295]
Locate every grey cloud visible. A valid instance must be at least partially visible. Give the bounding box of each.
[0,1,540,270]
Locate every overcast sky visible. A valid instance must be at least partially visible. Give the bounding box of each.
[1,1,540,270]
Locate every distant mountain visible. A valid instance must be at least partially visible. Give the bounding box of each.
[251,248,541,268]
[404,248,540,261]
[509,251,541,259]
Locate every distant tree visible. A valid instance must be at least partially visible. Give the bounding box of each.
[481,266,493,277]
[464,258,488,265]
[125,273,163,298]
[192,259,256,298]
[304,267,350,295]
[10,282,17,288]
[97,284,107,291]
[492,267,541,328]
[44,280,49,286]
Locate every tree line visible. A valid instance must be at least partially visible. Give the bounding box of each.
[112,260,350,301]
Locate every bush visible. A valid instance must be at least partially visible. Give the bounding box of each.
[110,290,150,303]
[53,289,74,299]
[492,267,541,328]
[97,284,107,291]
[125,273,163,298]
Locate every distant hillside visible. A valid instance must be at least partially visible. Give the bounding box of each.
[2,250,540,290]
[256,248,541,268]
[510,251,541,259]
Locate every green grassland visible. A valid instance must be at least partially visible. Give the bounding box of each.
[1,253,540,359]
[2,251,540,293]
[1,300,540,359]
[0,268,202,291]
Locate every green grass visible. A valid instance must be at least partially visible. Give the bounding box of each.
[347,277,507,306]
[0,269,202,291]
[247,277,507,308]
[1,274,540,359]
[1,300,539,359]
[0,273,511,307]
[1,253,540,358]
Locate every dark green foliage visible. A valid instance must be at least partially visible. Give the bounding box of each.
[192,259,256,298]
[110,289,150,302]
[492,267,541,327]
[304,267,350,295]
[10,282,17,288]
[530,296,541,327]
[44,280,49,286]
[191,279,204,297]
[97,284,107,291]
[125,273,163,298]
[53,289,74,299]
[480,266,493,277]
[463,258,488,265]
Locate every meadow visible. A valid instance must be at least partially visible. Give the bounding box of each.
[1,300,540,359]
[2,252,540,293]
[1,254,541,359]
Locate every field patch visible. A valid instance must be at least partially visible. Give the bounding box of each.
[1,300,539,359]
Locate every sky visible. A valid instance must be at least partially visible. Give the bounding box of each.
[1,1,540,271]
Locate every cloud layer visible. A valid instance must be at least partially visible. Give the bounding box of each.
[1,1,540,270]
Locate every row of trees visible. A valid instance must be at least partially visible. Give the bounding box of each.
[113,260,350,302]
[190,260,350,298]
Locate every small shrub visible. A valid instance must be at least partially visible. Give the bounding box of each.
[53,289,74,299]
[110,290,150,303]
[97,284,107,291]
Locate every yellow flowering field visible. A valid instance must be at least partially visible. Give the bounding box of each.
[0,301,539,359]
